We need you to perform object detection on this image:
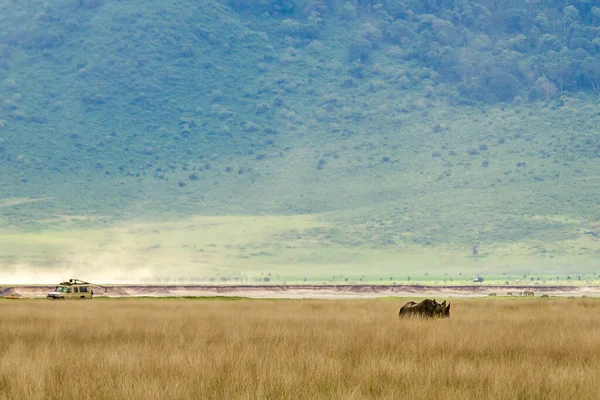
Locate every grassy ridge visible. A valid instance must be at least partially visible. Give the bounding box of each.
[1,298,600,399]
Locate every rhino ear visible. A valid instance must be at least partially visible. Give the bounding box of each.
[441,300,446,307]
[433,298,437,304]
[447,303,451,311]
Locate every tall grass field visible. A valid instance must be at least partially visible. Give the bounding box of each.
[1,298,599,399]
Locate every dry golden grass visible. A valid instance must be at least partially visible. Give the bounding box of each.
[1,298,600,400]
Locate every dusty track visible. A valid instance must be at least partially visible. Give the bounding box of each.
[2,284,600,299]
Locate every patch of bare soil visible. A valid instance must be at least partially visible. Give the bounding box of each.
[2,284,600,299]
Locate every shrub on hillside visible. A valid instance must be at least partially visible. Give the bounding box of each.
[303,0,331,17]
[304,11,325,37]
[368,79,385,92]
[243,121,260,132]
[280,19,302,35]
[396,75,411,89]
[535,77,558,101]
[77,0,104,8]
[359,23,383,45]
[256,103,271,114]
[212,105,233,121]
[348,36,373,62]
[306,40,325,55]
[340,2,357,20]
[226,0,296,15]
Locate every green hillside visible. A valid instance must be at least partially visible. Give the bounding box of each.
[0,0,599,283]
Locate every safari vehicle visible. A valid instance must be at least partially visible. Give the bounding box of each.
[47,278,107,300]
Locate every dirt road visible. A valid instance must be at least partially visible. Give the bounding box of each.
[2,284,599,299]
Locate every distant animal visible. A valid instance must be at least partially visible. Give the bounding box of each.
[540,294,549,299]
[523,290,535,297]
[488,292,497,296]
[399,299,450,318]
[506,292,513,296]
[582,295,588,299]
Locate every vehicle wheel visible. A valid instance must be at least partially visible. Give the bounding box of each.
[80,296,86,299]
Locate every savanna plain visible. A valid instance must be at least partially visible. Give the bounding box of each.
[1,298,599,400]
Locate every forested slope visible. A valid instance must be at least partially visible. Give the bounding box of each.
[0,0,599,281]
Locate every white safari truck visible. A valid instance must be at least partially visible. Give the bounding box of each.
[47,279,107,300]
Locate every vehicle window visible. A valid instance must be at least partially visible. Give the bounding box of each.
[67,288,72,293]
[80,286,89,293]
[74,287,79,293]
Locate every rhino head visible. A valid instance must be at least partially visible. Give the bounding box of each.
[435,301,450,318]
